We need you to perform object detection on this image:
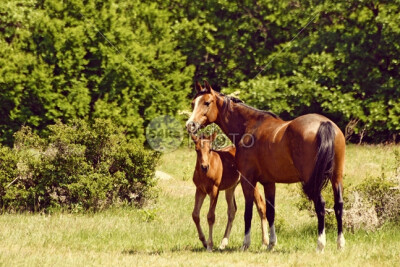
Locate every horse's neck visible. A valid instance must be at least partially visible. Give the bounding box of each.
[215,98,261,146]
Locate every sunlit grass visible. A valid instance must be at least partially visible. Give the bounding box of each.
[0,144,399,266]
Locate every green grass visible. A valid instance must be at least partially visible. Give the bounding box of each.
[0,145,399,266]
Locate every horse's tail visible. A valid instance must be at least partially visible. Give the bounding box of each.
[303,121,336,200]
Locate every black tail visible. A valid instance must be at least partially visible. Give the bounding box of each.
[303,121,336,200]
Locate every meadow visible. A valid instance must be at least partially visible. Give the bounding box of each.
[0,144,399,266]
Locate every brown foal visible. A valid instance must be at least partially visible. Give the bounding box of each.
[191,133,269,251]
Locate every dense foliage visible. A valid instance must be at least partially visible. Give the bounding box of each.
[1,0,399,145]
[164,0,400,142]
[0,119,160,212]
[0,0,194,146]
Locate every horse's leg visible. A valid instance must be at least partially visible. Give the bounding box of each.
[313,194,326,252]
[240,173,256,251]
[206,186,219,252]
[219,185,237,250]
[264,182,277,250]
[332,181,345,249]
[253,185,269,248]
[332,145,346,250]
[192,188,207,248]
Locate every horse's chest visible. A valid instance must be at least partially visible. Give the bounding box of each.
[193,174,217,194]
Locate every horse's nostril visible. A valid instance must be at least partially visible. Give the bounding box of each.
[186,121,197,133]
[201,165,209,172]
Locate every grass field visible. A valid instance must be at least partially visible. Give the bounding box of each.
[0,145,399,266]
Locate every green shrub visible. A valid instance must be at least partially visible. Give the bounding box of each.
[0,119,160,212]
[344,150,400,231]
[355,174,400,224]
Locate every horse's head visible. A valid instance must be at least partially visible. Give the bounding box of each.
[186,80,219,134]
[191,132,217,173]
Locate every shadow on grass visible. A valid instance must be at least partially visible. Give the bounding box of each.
[122,224,323,255]
[122,245,303,256]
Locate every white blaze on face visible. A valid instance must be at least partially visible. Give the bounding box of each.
[186,96,203,127]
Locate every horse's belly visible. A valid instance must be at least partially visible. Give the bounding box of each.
[260,155,301,183]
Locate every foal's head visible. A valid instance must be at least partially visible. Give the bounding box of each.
[191,132,217,173]
[186,81,219,134]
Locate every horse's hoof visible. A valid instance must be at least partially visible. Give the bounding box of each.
[268,237,277,251]
[241,233,251,251]
[240,244,249,251]
[337,233,345,250]
[199,237,207,248]
[316,230,326,253]
[316,242,325,253]
[207,246,213,252]
[219,238,228,250]
[267,243,276,251]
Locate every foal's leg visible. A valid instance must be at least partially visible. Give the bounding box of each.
[253,186,269,248]
[333,181,345,249]
[264,183,277,250]
[207,186,219,251]
[240,176,256,251]
[192,188,207,248]
[313,194,326,252]
[219,185,237,250]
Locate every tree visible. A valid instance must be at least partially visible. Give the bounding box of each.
[165,0,400,142]
[0,0,194,145]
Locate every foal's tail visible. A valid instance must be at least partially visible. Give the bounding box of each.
[303,121,336,200]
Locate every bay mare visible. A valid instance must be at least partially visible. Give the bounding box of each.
[186,81,346,252]
[190,132,271,251]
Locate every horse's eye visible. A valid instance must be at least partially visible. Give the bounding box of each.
[205,101,210,106]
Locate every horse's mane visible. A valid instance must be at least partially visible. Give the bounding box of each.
[217,92,279,119]
[193,90,279,119]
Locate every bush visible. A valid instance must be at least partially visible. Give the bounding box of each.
[347,170,400,230]
[0,119,160,212]
[344,150,400,231]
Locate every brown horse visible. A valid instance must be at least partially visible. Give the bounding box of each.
[191,132,270,251]
[186,81,346,252]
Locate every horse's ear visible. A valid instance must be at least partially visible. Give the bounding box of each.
[195,81,203,93]
[203,80,212,93]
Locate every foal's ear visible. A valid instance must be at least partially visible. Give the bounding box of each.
[203,80,212,93]
[209,132,218,142]
[195,81,203,93]
[190,133,199,143]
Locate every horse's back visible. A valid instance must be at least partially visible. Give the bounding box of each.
[287,113,345,150]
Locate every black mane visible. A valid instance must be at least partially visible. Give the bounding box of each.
[217,92,243,103]
[193,90,279,119]
[219,92,279,119]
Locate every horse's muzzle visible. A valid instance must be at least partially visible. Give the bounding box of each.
[186,121,199,133]
[201,165,209,173]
